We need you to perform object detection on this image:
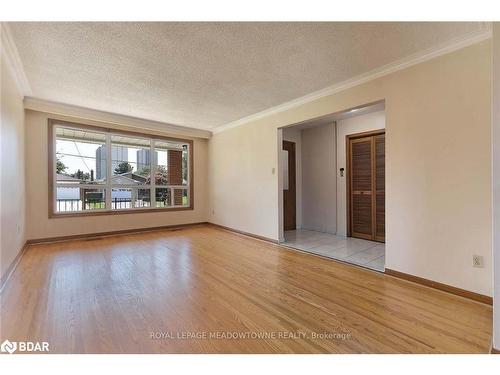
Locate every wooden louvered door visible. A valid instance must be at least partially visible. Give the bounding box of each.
[347,131,385,242]
[374,134,385,242]
[349,137,374,240]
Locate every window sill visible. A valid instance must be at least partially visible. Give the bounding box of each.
[49,205,194,218]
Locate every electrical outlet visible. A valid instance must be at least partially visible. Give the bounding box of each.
[472,255,484,268]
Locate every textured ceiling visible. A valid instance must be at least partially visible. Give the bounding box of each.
[9,22,486,130]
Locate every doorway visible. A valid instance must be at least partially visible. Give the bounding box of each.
[278,102,386,272]
[346,130,385,242]
[283,140,296,230]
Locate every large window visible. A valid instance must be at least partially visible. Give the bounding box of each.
[50,120,193,216]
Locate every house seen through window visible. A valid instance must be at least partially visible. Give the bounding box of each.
[53,122,191,214]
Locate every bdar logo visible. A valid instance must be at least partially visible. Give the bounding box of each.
[1,340,17,354]
[0,339,49,354]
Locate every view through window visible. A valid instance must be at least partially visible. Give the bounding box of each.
[52,121,192,214]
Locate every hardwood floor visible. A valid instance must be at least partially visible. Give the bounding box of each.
[0,225,492,353]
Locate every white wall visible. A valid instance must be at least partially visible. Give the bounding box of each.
[301,123,337,233]
[492,22,500,351]
[209,123,280,240]
[336,110,386,236]
[209,41,492,297]
[24,110,209,240]
[282,127,302,229]
[0,44,26,281]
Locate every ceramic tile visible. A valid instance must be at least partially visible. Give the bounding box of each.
[283,229,385,272]
[366,255,385,270]
[344,244,384,262]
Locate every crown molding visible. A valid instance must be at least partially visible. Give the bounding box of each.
[24,97,212,139]
[213,27,492,134]
[1,22,31,96]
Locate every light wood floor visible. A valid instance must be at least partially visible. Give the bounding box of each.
[0,225,492,353]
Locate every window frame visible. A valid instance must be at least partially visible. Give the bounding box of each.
[48,118,194,218]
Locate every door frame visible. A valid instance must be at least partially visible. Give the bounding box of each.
[346,129,385,240]
[282,140,296,231]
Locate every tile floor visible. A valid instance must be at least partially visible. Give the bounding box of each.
[283,229,385,272]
